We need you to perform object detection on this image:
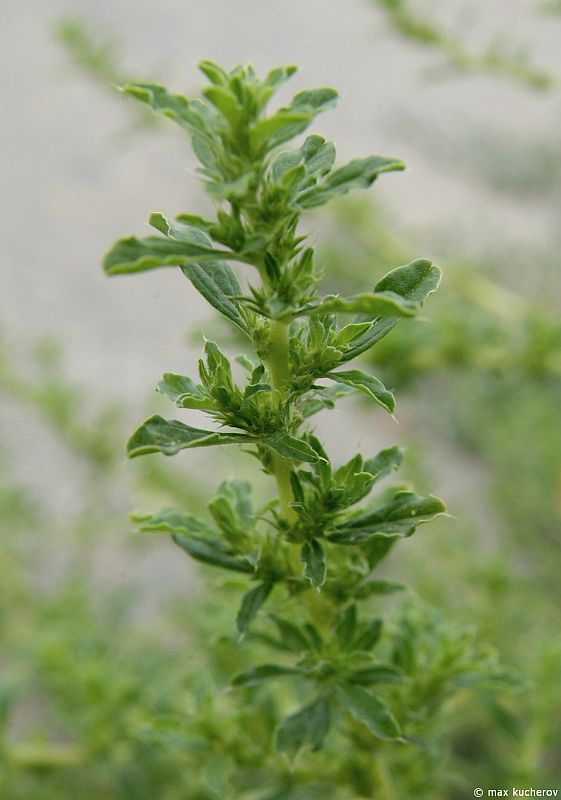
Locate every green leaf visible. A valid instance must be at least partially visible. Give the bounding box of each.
[133,507,255,574]
[271,615,311,653]
[172,533,255,574]
[231,663,301,688]
[300,540,326,588]
[330,491,446,544]
[271,135,336,185]
[103,234,239,276]
[198,60,229,86]
[252,88,338,150]
[181,261,248,333]
[276,695,331,757]
[132,507,210,536]
[326,370,395,414]
[363,446,404,485]
[346,664,405,686]
[122,82,197,130]
[355,580,406,598]
[353,619,383,652]
[337,684,403,742]
[306,291,419,318]
[127,415,252,458]
[236,582,273,635]
[335,604,357,648]
[343,259,441,362]
[265,434,323,463]
[157,373,211,410]
[296,155,405,208]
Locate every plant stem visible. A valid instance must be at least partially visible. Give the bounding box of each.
[267,317,331,631]
[373,752,398,800]
[268,318,297,523]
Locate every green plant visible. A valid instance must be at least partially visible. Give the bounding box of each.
[371,0,557,89]
[99,60,513,791]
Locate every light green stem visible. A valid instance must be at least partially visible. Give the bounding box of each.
[268,318,297,523]
[267,318,330,632]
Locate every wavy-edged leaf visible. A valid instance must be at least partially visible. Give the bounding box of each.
[172,533,255,574]
[127,415,252,458]
[300,540,326,588]
[271,135,336,185]
[103,234,240,276]
[296,155,405,209]
[276,695,331,757]
[265,434,322,463]
[306,291,419,318]
[299,384,355,419]
[337,684,403,742]
[363,446,404,485]
[182,261,248,333]
[122,82,200,130]
[157,373,212,410]
[330,491,446,544]
[132,507,210,536]
[343,259,441,362]
[326,370,395,414]
[252,88,338,150]
[231,663,302,688]
[236,582,273,635]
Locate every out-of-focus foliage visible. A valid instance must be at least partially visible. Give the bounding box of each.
[371,0,559,89]
[0,338,513,800]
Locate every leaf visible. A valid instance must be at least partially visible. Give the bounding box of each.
[335,604,357,648]
[127,415,252,458]
[337,684,403,742]
[353,619,383,652]
[276,695,331,757]
[300,540,326,588]
[133,508,255,574]
[343,259,441,362]
[299,384,355,419]
[132,507,210,536]
[346,665,405,686]
[157,373,211,409]
[122,82,197,130]
[236,582,273,635]
[330,491,446,544]
[198,60,229,86]
[172,533,255,574]
[231,663,301,688]
[271,135,336,185]
[252,88,338,150]
[181,261,248,333]
[306,291,419,318]
[363,446,404,485]
[103,234,239,276]
[270,615,311,653]
[326,370,395,414]
[296,155,405,208]
[355,579,406,598]
[265,434,323,463]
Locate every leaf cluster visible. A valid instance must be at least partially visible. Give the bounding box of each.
[103,61,445,757]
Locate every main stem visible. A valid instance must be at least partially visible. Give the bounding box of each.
[268,318,297,523]
[268,318,330,632]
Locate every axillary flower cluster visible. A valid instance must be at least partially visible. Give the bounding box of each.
[103,61,445,754]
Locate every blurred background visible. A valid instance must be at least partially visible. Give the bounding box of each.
[1,1,560,798]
